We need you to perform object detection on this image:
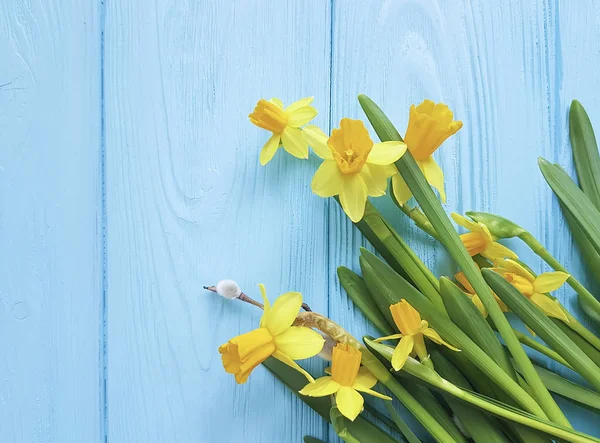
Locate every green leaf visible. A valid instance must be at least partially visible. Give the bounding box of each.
[439,277,516,380]
[304,437,327,443]
[482,269,600,391]
[563,206,600,289]
[552,319,600,368]
[359,248,544,417]
[538,158,600,256]
[383,402,422,443]
[570,99,600,209]
[430,349,511,443]
[338,266,395,335]
[263,358,401,443]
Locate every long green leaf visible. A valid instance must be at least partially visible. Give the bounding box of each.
[570,99,600,208]
[338,266,395,335]
[539,158,600,256]
[552,319,600,368]
[564,206,600,288]
[359,249,544,417]
[365,338,600,443]
[383,402,422,443]
[531,364,600,412]
[483,269,600,391]
[304,438,327,443]
[430,349,511,443]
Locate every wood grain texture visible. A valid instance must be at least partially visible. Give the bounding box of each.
[0,1,103,442]
[104,1,331,442]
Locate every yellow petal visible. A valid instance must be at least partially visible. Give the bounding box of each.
[533,272,570,294]
[281,126,309,159]
[274,326,325,359]
[273,349,315,383]
[269,98,284,109]
[353,366,377,390]
[311,160,344,197]
[391,335,414,371]
[354,386,392,401]
[303,125,332,159]
[336,386,364,421]
[420,157,446,203]
[471,294,488,317]
[373,333,403,343]
[331,343,362,386]
[483,241,518,261]
[391,174,413,205]
[366,141,407,165]
[390,300,422,335]
[219,327,276,384]
[258,283,271,327]
[530,293,569,322]
[358,164,389,197]
[451,212,481,233]
[455,271,475,294]
[259,134,281,166]
[285,96,314,113]
[422,328,460,351]
[287,106,318,127]
[262,291,303,336]
[339,174,368,223]
[299,376,340,397]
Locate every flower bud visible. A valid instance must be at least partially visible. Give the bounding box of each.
[216,280,242,299]
[466,211,526,239]
[317,332,336,361]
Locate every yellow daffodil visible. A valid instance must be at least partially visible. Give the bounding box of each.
[455,271,508,317]
[299,343,391,421]
[305,119,407,222]
[219,284,324,384]
[392,100,463,204]
[452,213,518,262]
[492,260,570,322]
[374,300,459,371]
[249,97,318,165]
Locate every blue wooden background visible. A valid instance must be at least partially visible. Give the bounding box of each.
[1,0,600,441]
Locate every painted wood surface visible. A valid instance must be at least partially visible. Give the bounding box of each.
[2,0,600,442]
[0,1,103,442]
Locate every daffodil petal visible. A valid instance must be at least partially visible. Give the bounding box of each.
[420,156,446,203]
[285,96,314,113]
[358,164,388,197]
[533,272,570,294]
[422,328,460,351]
[258,283,271,327]
[287,106,318,128]
[272,350,315,383]
[530,293,569,322]
[339,174,368,223]
[303,125,332,159]
[502,259,533,281]
[483,241,518,261]
[262,291,303,336]
[299,376,340,397]
[391,335,414,371]
[311,160,344,197]
[274,326,325,359]
[391,174,413,205]
[259,134,281,166]
[451,212,481,232]
[366,141,407,165]
[353,367,377,390]
[373,333,403,343]
[336,386,364,421]
[269,98,284,109]
[353,387,392,401]
[281,126,309,159]
[470,294,488,317]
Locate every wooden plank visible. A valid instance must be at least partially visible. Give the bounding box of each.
[104,1,331,441]
[0,1,103,442]
[329,0,598,440]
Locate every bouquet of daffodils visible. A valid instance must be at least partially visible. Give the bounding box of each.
[206,95,600,443]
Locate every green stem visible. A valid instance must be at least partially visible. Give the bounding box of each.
[507,328,573,369]
[359,94,568,427]
[520,231,600,330]
[564,311,600,352]
[383,402,422,443]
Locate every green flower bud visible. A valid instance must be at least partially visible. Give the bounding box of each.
[466,211,526,239]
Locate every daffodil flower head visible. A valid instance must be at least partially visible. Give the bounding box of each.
[392,100,463,205]
[249,97,318,166]
[299,343,391,421]
[219,284,324,384]
[451,213,518,262]
[374,300,459,371]
[492,260,570,322]
[455,271,508,317]
[305,119,407,222]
